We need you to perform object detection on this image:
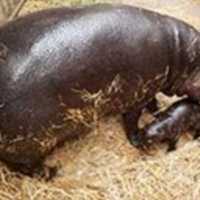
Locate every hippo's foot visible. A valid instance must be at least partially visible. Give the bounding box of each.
[0,139,58,180]
[131,99,200,151]
[7,161,58,180]
[9,161,58,180]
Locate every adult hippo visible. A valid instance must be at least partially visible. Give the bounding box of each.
[0,4,200,175]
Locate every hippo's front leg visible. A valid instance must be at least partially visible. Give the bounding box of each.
[122,98,158,146]
[122,109,142,146]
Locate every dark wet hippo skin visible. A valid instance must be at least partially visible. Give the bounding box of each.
[0,4,200,175]
[134,99,200,151]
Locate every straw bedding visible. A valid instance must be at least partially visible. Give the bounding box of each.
[0,0,200,199]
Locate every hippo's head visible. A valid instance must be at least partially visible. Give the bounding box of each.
[131,120,170,150]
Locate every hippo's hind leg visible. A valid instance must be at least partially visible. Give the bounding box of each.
[0,123,89,178]
[0,139,57,178]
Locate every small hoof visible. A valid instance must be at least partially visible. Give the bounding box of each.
[33,165,58,181]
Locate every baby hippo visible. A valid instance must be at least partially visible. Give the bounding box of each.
[133,99,200,151]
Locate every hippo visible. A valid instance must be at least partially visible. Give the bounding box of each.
[0,4,200,176]
[133,99,200,151]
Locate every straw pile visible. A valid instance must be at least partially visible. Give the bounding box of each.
[0,115,200,200]
[0,0,200,200]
